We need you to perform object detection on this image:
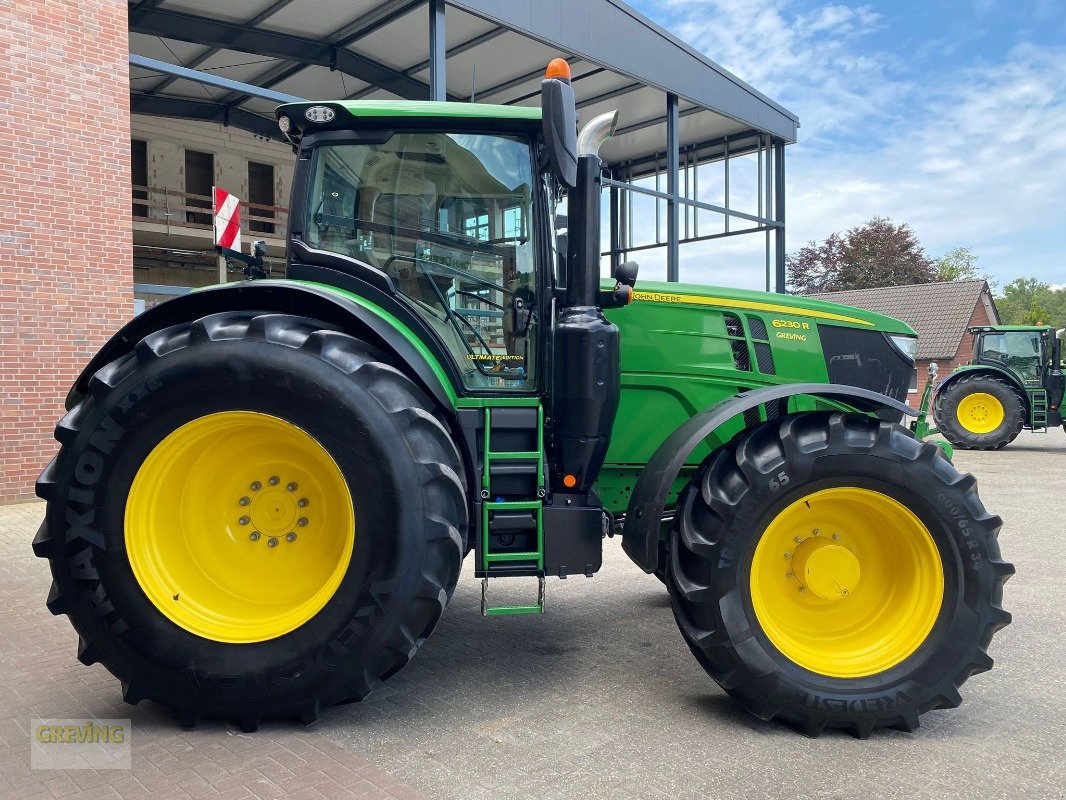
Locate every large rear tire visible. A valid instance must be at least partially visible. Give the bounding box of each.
[933,374,1025,450]
[33,312,466,730]
[668,412,1013,737]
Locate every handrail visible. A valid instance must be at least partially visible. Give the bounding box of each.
[131,183,289,234]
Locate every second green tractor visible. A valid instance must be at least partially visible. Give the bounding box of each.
[930,325,1065,449]
[34,61,1012,739]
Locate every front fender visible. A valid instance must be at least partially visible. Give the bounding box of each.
[66,280,457,411]
[620,384,916,573]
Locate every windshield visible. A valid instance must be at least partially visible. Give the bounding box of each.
[978,331,1043,384]
[304,132,538,390]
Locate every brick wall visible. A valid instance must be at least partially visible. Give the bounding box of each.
[913,298,995,407]
[0,2,132,501]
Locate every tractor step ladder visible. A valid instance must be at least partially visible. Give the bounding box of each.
[1030,389,1049,430]
[479,406,545,616]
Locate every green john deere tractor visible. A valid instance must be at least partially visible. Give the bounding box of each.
[33,61,1012,738]
[931,325,1065,449]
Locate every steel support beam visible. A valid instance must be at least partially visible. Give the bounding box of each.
[475,60,581,102]
[609,183,620,273]
[404,26,506,75]
[130,54,302,104]
[505,68,606,106]
[601,179,779,229]
[666,93,680,282]
[428,0,446,101]
[129,7,432,100]
[576,82,641,110]
[143,0,299,96]
[130,94,281,139]
[774,139,787,293]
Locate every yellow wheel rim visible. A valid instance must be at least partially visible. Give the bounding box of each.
[750,487,944,678]
[956,392,1004,434]
[125,411,355,643]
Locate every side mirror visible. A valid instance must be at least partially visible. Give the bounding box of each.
[614,261,638,288]
[541,61,578,189]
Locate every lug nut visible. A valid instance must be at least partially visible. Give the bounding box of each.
[812,529,820,536]
[269,476,280,486]
[784,553,792,560]
[249,531,261,542]
[794,536,803,544]
[286,532,297,542]
[298,498,309,508]
[297,517,308,527]
[267,537,279,548]
[786,571,795,579]
[287,482,298,492]
[239,496,250,506]
[239,516,250,526]
[250,481,262,491]
[832,533,840,541]
[798,587,807,594]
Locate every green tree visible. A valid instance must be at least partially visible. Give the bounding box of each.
[1020,298,1052,326]
[997,277,1050,323]
[936,246,982,282]
[995,277,1066,328]
[787,217,937,294]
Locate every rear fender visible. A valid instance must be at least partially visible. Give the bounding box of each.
[621,384,916,574]
[66,280,457,411]
[934,366,1028,410]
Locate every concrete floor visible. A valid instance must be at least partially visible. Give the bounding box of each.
[2,429,1064,799]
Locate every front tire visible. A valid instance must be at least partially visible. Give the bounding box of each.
[934,374,1025,450]
[668,412,1013,737]
[33,312,466,730]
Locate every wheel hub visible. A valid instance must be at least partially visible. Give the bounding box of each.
[791,536,860,600]
[242,477,310,544]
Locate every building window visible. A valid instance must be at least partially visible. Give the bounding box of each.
[248,161,275,234]
[184,149,214,225]
[502,205,525,240]
[463,211,489,241]
[132,139,148,218]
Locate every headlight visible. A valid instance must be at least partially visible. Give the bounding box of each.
[886,334,918,363]
[278,115,291,134]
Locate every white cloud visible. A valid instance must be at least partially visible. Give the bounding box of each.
[787,42,1066,284]
[635,1,1066,288]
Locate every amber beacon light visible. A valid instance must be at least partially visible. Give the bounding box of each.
[545,58,571,82]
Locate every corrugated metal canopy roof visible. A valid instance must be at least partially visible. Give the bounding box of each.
[127,0,799,166]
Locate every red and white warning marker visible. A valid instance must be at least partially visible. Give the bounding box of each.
[213,186,242,252]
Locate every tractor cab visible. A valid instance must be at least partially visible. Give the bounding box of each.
[970,325,1053,387]
[970,325,1064,414]
[283,112,546,391]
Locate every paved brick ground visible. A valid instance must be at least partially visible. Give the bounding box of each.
[2,430,1064,799]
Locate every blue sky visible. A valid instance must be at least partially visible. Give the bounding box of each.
[625,0,1066,290]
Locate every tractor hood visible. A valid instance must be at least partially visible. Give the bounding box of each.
[605,279,917,409]
[616,280,915,335]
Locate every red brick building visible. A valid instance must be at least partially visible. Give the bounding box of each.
[810,280,1000,407]
[0,2,132,500]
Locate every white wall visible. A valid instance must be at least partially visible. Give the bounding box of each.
[131,114,294,209]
